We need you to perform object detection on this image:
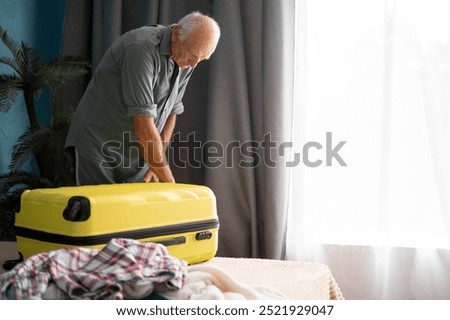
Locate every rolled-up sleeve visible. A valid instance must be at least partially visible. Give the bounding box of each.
[171,101,184,115]
[122,44,158,118]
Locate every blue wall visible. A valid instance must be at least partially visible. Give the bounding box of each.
[0,0,67,174]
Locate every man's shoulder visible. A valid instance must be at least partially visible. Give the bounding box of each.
[121,25,166,48]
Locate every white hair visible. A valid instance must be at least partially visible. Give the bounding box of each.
[177,11,221,42]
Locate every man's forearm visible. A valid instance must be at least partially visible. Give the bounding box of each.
[133,115,175,182]
[160,113,177,153]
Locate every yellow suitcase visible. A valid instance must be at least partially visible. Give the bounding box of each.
[14,183,219,265]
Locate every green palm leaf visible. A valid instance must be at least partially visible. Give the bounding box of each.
[0,56,20,73]
[36,55,90,89]
[8,125,52,172]
[0,74,21,112]
[0,26,25,71]
[0,171,53,194]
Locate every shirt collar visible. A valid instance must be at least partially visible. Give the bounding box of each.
[159,25,174,56]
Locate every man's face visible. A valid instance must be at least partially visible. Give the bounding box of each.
[171,26,218,69]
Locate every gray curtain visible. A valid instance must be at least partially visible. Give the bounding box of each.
[61,0,295,259]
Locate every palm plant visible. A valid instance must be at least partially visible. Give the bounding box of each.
[0,26,90,240]
[0,26,90,129]
[9,110,75,187]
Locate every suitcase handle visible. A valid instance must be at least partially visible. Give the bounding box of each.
[63,196,91,221]
[156,236,186,247]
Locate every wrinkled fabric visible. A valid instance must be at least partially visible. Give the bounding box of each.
[0,238,187,300]
[155,265,289,300]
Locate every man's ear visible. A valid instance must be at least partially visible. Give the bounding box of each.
[172,25,181,39]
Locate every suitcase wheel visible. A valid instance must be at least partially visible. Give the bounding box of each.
[2,252,24,271]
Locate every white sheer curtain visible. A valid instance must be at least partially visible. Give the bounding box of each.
[286,0,450,299]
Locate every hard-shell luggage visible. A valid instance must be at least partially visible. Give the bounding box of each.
[14,183,219,265]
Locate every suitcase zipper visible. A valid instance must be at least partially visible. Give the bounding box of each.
[15,219,219,246]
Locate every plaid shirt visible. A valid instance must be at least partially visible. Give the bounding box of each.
[0,238,187,299]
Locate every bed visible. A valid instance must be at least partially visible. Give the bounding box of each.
[0,240,343,300]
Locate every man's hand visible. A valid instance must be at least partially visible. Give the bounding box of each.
[133,115,175,182]
[144,168,159,182]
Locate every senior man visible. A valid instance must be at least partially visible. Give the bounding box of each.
[65,12,220,185]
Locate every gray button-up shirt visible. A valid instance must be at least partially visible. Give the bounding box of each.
[66,25,193,183]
